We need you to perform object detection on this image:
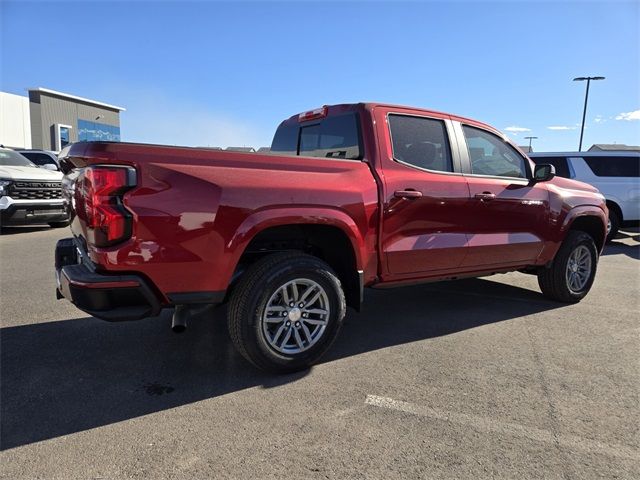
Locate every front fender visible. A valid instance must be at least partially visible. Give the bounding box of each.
[560,205,608,235]
[539,205,608,263]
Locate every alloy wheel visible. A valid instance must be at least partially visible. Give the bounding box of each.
[565,245,592,293]
[261,278,330,355]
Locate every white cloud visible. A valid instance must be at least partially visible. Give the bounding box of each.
[122,104,270,148]
[615,110,640,121]
[107,87,272,148]
[504,126,531,133]
[594,115,605,124]
[547,126,577,131]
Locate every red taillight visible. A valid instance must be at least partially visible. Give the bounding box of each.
[79,166,136,247]
[298,106,328,123]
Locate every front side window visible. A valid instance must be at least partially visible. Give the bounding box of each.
[463,125,528,178]
[388,114,453,173]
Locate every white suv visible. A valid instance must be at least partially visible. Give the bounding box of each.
[529,151,640,240]
[0,148,68,228]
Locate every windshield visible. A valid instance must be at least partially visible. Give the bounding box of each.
[20,151,58,168]
[0,150,37,167]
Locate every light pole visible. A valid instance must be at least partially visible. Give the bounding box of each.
[524,136,538,151]
[573,76,605,151]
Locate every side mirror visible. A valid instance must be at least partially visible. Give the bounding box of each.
[41,163,60,171]
[533,163,555,182]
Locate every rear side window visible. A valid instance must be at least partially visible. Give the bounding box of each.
[463,125,528,178]
[270,113,362,160]
[388,114,453,173]
[299,114,361,159]
[531,156,571,178]
[583,156,639,177]
[270,124,298,155]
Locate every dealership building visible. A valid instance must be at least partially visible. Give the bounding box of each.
[0,88,125,151]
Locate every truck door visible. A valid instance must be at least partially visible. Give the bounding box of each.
[376,110,471,278]
[454,122,550,268]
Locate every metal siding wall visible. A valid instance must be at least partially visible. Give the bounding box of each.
[37,93,121,150]
[76,104,120,127]
[29,92,43,149]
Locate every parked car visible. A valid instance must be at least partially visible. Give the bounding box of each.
[54,103,607,372]
[0,148,68,228]
[14,149,61,171]
[529,151,640,241]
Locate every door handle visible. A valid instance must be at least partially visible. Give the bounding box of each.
[394,189,423,199]
[474,192,496,201]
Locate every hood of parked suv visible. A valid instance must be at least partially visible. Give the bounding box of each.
[0,165,63,181]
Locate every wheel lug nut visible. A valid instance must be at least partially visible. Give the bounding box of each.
[286,321,291,327]
[289,302,294,307]
[299,303,304,307]
[295,322,300,327]
[302,313,308,318]
[282,311,287,316]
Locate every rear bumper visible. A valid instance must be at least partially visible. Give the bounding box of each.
[55,238,162,321]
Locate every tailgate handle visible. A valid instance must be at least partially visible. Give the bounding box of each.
[394,189,423,199]
[474,192,496,201]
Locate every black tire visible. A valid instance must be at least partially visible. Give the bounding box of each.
[606,209,620,243]
[48,221,69,228]
[538,231,598,303]
[227,252,346,373]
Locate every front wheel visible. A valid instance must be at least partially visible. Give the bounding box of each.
[538,231,598,303]
[227,252,346,373]
[606,209,620,243]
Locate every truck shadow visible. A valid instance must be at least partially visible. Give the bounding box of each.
[1,277,564,451]
[0,226,53,235]
[602,231,640,260]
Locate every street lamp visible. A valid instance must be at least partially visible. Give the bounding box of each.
[573,76,605,152]
[524,136,538,151]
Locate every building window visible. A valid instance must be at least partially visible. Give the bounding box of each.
[60,127,70,148]
[54,124,73,151]
[78,119,121,142]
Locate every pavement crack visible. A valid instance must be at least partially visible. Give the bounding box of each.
[525,322,574,480]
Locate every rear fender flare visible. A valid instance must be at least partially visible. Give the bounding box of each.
[224,207,366,280]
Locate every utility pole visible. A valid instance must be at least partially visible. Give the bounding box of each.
[573,76,605,151]
[524,136,538,151]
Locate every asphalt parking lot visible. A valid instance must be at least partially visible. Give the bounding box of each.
[1,227,638,479]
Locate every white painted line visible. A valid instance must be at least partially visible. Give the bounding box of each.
[365,395,639,461]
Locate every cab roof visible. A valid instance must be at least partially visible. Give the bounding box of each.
[283,102,499,134]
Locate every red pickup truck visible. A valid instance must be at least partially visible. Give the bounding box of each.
[55,103,607,372]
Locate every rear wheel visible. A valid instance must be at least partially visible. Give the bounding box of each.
[538,231,598,303]
[227,252,346,373]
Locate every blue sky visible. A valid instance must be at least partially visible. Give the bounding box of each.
[2,0,639,151]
